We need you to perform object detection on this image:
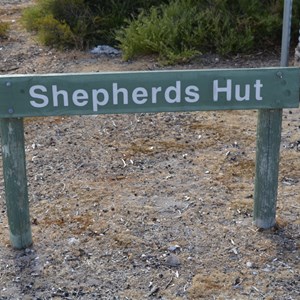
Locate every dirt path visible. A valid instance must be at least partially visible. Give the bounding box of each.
[0,2,299,299]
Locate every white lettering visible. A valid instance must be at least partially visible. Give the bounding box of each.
[92,89,109,111]
[254,80,263,100]
[213,79,232,101]
[151,86,162,104]
[29,85,49,108]
[72,89,88,106]
[28,78,263,112]
[52,85,68,107]
[185,85,199,103]
[235,84,250,101]
[132,87,148,105]
[113,83,128,105]
[165,81,181,103]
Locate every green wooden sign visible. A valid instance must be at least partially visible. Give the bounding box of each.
[0,66,300,249]
[0,67,299,118]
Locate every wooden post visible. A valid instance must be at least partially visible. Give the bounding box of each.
[253,0,293,228]
[0,118,32,249]
[254,109,282,228]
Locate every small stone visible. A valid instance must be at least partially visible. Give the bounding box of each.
[246,261,253,268]
[68,237,79,245]
[167,245,181,252]
[262,267,271,272]
[165,254,181,267]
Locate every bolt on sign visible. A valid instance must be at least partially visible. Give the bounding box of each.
[0,67,299,118]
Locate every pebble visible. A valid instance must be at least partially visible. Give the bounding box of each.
[246,261,253,268]
[262,267,271,272]
[68,237,79,245]
[167,245,181,252]
[165,254,181,267]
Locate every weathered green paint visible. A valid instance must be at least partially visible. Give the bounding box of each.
[0,118,32,249]
[0,65,299,247]
[253,0,293,229]
[254,109,282,228]
[0,67,299,118]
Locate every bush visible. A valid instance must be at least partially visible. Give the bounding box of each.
[83,0,170,45]
[0,21,10,39]
[22,0,169,49]
[36,15,75,49]
[116,0,200,63]
[22,0,94,49]
[117,0,300,63]
[22,0,300,63]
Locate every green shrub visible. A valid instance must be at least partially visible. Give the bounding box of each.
[22,0,93,49]
[0,21,10,39]
[206,0,282,51]
[117,0,300,63]
[192,1,257,55]
[22,0,169,49]
[22,0,300,62]
[116,0,200,63]
[84,0,170,45]
[21,5,44,32]
[37,15,74,49]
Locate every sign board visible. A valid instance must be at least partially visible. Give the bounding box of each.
[0,67,299,118]
[0,65,300,249]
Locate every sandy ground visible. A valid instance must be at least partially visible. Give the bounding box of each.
[0,1,299,299]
